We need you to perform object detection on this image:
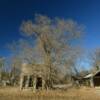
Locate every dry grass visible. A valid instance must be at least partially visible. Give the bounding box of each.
[0,87,100,100]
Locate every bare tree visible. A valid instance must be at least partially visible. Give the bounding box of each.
[91,48,100,72]
[10,56,21,86]
[20,14,84,87]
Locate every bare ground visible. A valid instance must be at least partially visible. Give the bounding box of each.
[0,87,100,100]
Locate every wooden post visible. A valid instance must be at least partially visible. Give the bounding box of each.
[42,79,45,90]
[20,75,24,90]
[33,77,36,91]
[25,75,30,88]
[90,77,94,87]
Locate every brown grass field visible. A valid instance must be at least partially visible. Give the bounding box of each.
[0,87,100,100]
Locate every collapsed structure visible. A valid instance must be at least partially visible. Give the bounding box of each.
[71,70,100,88]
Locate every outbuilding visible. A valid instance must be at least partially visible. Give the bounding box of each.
[20,63,50,91]
[84,70,100,87]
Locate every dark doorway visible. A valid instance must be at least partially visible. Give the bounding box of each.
[93,72,100,87]
[36,77,42,89]
[23,76,27,87]
[29,76,33,87]
[93,77,100,86]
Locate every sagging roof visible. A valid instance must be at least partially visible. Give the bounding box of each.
[84,70,100,79]
[84,74,93,78]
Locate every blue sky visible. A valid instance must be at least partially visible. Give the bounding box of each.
[0,0,100,58]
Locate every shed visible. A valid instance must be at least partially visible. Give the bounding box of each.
[84,70,100,87]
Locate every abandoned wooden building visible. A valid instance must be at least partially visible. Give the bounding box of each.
[20,63,50,90]
[83,70,100,87]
